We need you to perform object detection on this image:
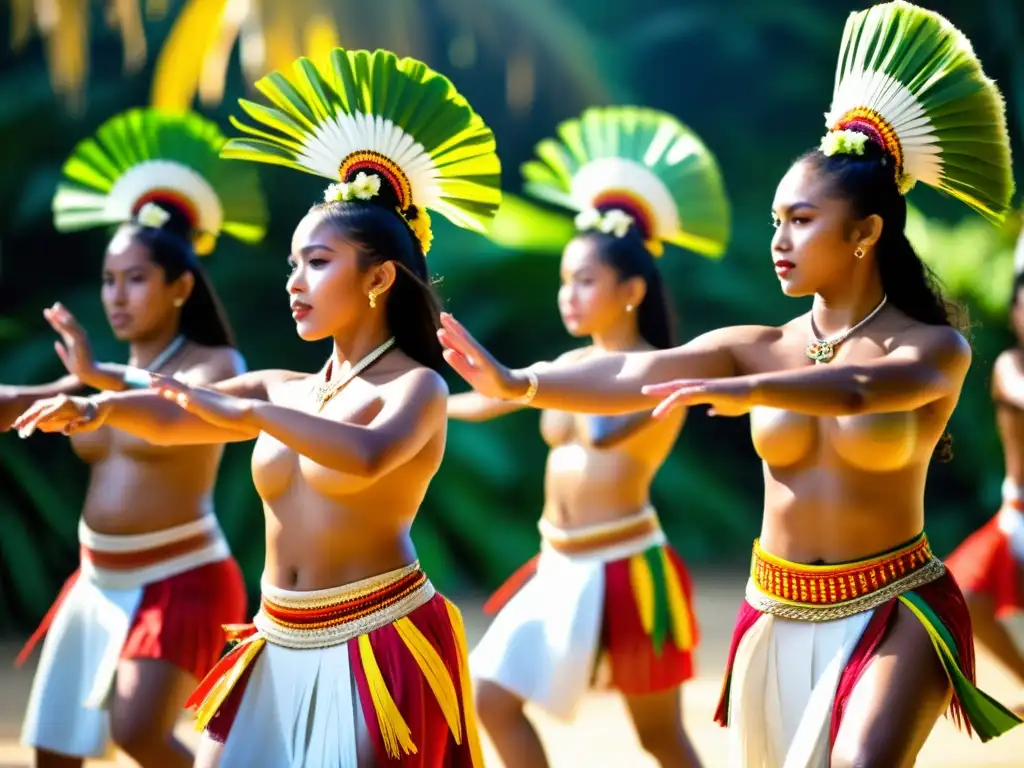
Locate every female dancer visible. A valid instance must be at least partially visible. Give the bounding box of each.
[7,108,267,768]
[449,106,730,767]
[15,47,501,767]
[435,3,1022,765]
[946,256,1024,714]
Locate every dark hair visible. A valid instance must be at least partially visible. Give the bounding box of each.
[1011,271,1024,310]
[572,228,676,349]
[801,140,960,461]
[117,204,235,348]
[311,189,444,373]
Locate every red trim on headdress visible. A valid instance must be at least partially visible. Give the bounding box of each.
[592,191,654,240]
[833,107,904,177]
[132,190,200,229]
[338,151,413,211]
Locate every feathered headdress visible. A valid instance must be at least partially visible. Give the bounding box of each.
[219,47,502,255]
[820,0,1014,223]
[518,106,731,258]
[52,108,269,255]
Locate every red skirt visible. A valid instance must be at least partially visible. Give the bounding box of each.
[946,513,1024,618]
[485,542,699,695]
[19,557,247,681]
[190,567,483,767]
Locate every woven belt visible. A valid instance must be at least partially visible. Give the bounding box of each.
[746,534,945,622]
[253,561,435,649]
[539,507,664,556]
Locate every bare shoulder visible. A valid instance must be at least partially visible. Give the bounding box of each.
[992,347,1024,390]
[895,323,971,365]
[178,345,245,385]
[388,364,449,403]
[552,346,593,364]
[696,323,780,346]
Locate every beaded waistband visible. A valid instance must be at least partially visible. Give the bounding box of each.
[746,534,945,621]
[252,561,435,649]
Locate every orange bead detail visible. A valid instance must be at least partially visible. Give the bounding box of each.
[338,151,413,211]
[750,536,932,607]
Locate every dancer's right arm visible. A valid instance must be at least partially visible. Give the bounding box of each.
[447,349,591,422]
[447,392,525,421]
[13,356,296,445]
[438,313,760,416]
[0,377,83,431]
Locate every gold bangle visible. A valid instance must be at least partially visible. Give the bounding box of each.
[517,370,539,404]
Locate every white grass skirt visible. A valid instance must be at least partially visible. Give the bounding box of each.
[470,510,665,722]
[726,606,873,768]
[214,641,370,766]
[20,515,229,758]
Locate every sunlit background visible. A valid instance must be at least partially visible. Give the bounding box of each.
[0,0,1022,635]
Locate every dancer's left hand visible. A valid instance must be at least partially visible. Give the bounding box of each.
[152,375,257,430]
[642,377,755,419]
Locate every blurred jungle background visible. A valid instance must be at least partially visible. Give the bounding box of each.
[0,0,1022,634]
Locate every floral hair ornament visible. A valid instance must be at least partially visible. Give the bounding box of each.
[324,172,382,204]
[821,1,1013,221]
[820,129,869,158]
[137,202,171,229]
[220,47,501,258]
[52,108,269,257]
[574,207,636,239]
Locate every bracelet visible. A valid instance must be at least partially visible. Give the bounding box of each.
[516,370,539,405]
[62,398,101,435]
[123,367,153,389]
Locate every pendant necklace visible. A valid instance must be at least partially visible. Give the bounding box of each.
[144,335,187,372]
[805,295,887,364]
[312,336,396,410]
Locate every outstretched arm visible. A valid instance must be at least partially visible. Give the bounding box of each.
[245,369,447,478]
[0,377,83,431]
[438,313,755,416]
[646,325,971,418]
[150,367,447,479]
[447,392,525,422]
[13,354,280,445]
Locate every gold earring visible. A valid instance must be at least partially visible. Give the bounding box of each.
[854,246,865,259]
[368,289,379,309]
[173,298,185,308]
[625,304,634,313]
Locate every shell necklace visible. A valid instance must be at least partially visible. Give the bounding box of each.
[312,336,396,410]
[806,295,887,364]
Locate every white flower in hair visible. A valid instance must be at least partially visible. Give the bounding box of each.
[599,208,635,238]
[351,172,381,200]
[324,182,350,203]
[574,207,602,231]
[137,202,171,229]
[820,129,868,157]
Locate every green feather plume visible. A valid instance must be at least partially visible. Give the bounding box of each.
[824,0,1014,223]
[221,47,501,236]
[53,108,269,249]
[518,106,731,258]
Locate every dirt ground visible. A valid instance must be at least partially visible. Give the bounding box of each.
[1,573,1022,767]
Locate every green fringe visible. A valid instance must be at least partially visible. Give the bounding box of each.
[900,592,1022,742]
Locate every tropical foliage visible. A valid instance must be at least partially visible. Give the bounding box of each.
[0,0,1022,632]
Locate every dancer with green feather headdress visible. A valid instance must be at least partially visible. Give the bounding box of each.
[12,46,499,767]
[449,105,729,767]
[434,3,1020,765]
[12,107,265,765]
